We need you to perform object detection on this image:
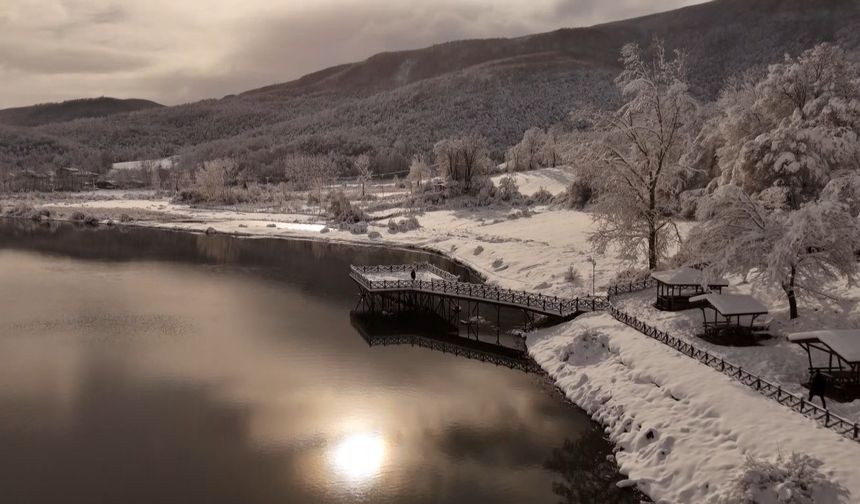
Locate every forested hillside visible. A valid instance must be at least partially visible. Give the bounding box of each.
[2,0,858,177]
[0,98,163,127]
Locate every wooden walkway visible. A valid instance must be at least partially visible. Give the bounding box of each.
[350,263,606,319]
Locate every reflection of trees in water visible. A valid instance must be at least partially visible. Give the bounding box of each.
[544,429,642,504]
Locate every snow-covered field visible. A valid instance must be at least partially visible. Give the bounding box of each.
[15,191,860,502]
[490,165,577,196]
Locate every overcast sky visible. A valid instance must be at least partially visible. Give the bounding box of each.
[0,0,703,108]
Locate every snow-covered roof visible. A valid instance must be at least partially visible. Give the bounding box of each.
[787,330,860,363]
[689,293,768,316]
[651,267,728,287]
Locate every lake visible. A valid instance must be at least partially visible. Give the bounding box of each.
[0,220,637,504]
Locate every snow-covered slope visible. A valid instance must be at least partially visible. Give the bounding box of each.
[491,166,577,196]
[529,314,860,503]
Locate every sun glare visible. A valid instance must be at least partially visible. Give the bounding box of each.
[331,432,386,482]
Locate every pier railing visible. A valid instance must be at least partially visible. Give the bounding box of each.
[605,282,860,442]
[351,264,606,317]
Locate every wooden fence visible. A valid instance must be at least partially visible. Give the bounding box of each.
[604,282,860,442]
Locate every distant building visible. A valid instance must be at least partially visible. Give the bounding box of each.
[54,167,98,192]
[106,156,178,189]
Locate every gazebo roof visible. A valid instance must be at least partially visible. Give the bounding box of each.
[788,330,860,364]
[651,267,728,287]
[689,293,768,316]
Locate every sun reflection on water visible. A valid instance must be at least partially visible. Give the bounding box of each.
[330,432,386,482]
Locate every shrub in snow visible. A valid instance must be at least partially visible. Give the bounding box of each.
[719,453,848,504]
[327,190,366,223]
[4,203,35,218]
[119,213,133,223]
[83,215,99,226]
[564,265,583,286]
[498,175,520,201]
[266,223,276,228]
[319,227,330,234]
[566,178,593,210]
[368,230,381,239]
[531,187,554,205]
[387,216,420,234]
[608,267,651,287]
[399,216,420,232]
[492,259,504,268]
[70,211,86,221]
[473,245,484,256]
[205,226,217,235]
[346,221,368,234]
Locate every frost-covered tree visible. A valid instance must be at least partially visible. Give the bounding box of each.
[407,154,431,190]
[586,40,699,269]
[688,185,860,318]
[355,154,372,198]
[711,43,860,209]
[506,127,544,171]
[434,133,491,193]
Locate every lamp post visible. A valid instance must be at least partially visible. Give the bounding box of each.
[587,256,596,296]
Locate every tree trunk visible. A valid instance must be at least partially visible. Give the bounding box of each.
[648,225,657,270]
[648,180,658,270]
[784,265,799,319]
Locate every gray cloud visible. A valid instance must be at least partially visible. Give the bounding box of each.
[0,0,704,108]
[0,45,149,74]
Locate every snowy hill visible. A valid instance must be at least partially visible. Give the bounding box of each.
[7,0,860,172]
[491,166,578,197]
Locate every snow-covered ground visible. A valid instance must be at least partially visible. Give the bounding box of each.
[14,191,860,502]
[490,166,577,196]
[529,314,860,503]
[614,289,860,423]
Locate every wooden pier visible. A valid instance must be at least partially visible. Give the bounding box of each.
[350,263,605,334]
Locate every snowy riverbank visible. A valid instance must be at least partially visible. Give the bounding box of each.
[9,192,860,502]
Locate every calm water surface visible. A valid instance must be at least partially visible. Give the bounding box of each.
[0,220,635,504]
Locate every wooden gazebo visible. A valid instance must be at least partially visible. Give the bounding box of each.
[789,330,860,400]
[689,293,769,345]
[651,267,728,311]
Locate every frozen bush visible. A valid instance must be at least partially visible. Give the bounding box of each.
[346,221,368,234]
[608,267,651,287]
[564,266,583,285]
[498,175,520,201]
[368,230,381,239]
[328,191,366,223]
[473,245,484,255]
[719,453,848,504]
[83,215,99,226]
[566,178,593,209]
[531,187,554,205]
[119,213,133,223]
[5,203,35,217]
[70,211,86,221]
